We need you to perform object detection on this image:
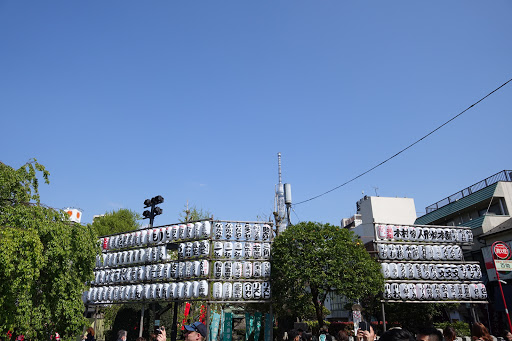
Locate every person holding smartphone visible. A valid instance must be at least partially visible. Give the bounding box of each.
[356,321,375,341]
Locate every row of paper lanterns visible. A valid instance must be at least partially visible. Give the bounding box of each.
[377,243,463,261]
[376,225,473,243]
[384,282,487,301]
[210,241,271,259]
[92,260,272,285]
[381,262,482,280]
[100,222,273,251]
[85,280,271,303]
[96,245,181,268]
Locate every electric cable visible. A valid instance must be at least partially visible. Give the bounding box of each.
[294,77,512,206]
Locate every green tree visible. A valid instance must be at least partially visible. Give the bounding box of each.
[179,204,212,222]
[271,221,384,329]
[0,160,97,341]
[90,208,141,237]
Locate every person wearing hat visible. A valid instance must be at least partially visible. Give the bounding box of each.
[184,322,207,341]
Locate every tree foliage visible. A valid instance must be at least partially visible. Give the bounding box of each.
[271,221,384,328]
[90,208,141,237]
[0,160,97,341]
[179,204,212,222]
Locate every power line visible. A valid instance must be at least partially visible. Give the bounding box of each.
[294,77,512,206]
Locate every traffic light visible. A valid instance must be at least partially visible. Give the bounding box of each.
[142,195,164,227]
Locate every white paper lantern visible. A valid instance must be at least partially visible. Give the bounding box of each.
[177,282,185,299]
[244,223,253,240]
[377,225,387,240]
[168,263,177,279]
[405,263,414,279]
[391,283,400,299]
[179,224,186,240]
[178,262,186,279]
[253,243,262,258]
[187,223,195,239]
[262,262,271,277]
[184,281,193,298]
[190,281,198,298]
[411,245,420,260]
[262,224,271,241]
[201,221,211,238]
[253,224,262,241]
[233,261,243,278]
[253,282,262,299]
[253,262,262,278]
[193,261,201,277]
[192,241,200,257]
[384,283,392,299]
[165,226,172,242]
[184,242,192,258]
[454,284,463,300]
[162,283,169,299]
[213,282,223,299]
[233,282,243,299]
[448,284,457,300]
[243,282,254,299]
[234,223,243,240]
[199,240,210,257]
[172,225,179,240]
[244,242,253,258]
[424,284,433,300]
[469,284,479,299]
[214,261,224,278]
[243,262,253,278]
[177,243,185,259]
[224,242,233,258]
[415,284,425,300]
[224,261,233,278]
[389,263,398,279]
[184,262,193,278]
[395,225,403,241]
[199,260,209,277]
[408,283,417,300]
[397,263,406,279]
[225,223,233,240]
[412,263,421,280]
[386,225,394,240]
[234,242,243,258]
[377,244,388,260]
[169,283,177,299]
[198,280,208,297]
[214,222,223,240]
[113,286,121,301]
[478,283,487,299]
[398,283,407,300]
[420,264,430,280]
[213,242,223,258]
[388,245,397,260]
[194,222,201,239]
[223,282,233,299]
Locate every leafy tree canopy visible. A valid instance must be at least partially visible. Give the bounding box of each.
[179,204,211,222]
[0,160,97,341]
[90,208,142,237]
[271,221,384,328]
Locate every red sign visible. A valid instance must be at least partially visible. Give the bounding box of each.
[494,243,510,259]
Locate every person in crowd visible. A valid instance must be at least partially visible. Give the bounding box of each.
[336,330,349,341]
[417,327,443,341]
[117,330,127,341]
[503,330,512,341]
[82,327,95,341]
[356,322,375,341]
[289,330,301,341]
[443,327,456,341]
[319,326,334,341]
[183,321,207,341]
[379,329,415,341]
[472,323,492,341]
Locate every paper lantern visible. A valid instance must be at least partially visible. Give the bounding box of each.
[223,282,233,299]
[395,225,403,241]
[377,244,388,260]
[177,282,185,299]
[164,226,172,242]
[201,221,211,238]
[224,242,233,258]
[199,240,210,256]
[253,224,262,241]
[424,245,433,260]
[244,242,253,258]
[184,281,193,298]
[243,282,254,299]
[163,263,171,279]
[179,224,186,240]
[225,223,233,240]
[214,261,224,278]
[411,245,420,260]
[405,263,414,279]
[415,284,426,300]
[417,245,425,260]
[431,284,440,300]
[243,262,253,278]
[187,223,195,239]
[469,284,479,299]
[262,243,271,259]
[184,242,193,258]
[198,280,208,298]
[244,223,253,240]
[440,245,448,260]
[377,225,387,240]
[384,283,392,299]
[432,246,441,260]
[193,261,201,277]
[253,243,262,258]
[188,281,197,298]
[389,263,398,279]
[407,283,416,300]
[102,254,109,268]
[224,261,233,278]
[113,286,121,301]
[177,243,185,259]
[252,282,262,299]
[169,263,177,279]
[199,259,209,277]
[398,263,407,279]
[171,225,179,240]
[108,236,115,250]
[253,262,262,278]
[194,222,202,239]
[127,285,135,300]
[396,244,404,260]
[262,262,271,278]
[234,223,243,240]
[214,222,223,240]
[234,242,243,258]
[192,241,200,257]
[178,262,186,279]
[391,283,400,299]
[453,245,462,260]
[169,283,177,299]
[420,264,430,280]
[233,282,243,299]
[162,283,170,299]
[185,262,194,279]
[416,227,425,242]
[399,283,408,300]
[466,229,474,243]
[213,242,224,258]
[262,224,271,241]
[386,225,394,240]
[425,284,434,300]
[412,263,421,280]
[212,282,223,299]
[478,283,487,299]
[233,261,243,279]
[388,245,397,260]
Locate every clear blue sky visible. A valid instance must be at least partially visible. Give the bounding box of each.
[2,1,511,226]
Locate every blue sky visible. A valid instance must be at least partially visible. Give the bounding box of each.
[1,1,511,226]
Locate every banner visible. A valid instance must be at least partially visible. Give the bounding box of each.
[253,313,262,341]
[245,313,255,340]
[210,312,221,341]
[181,302,191,330]
[264,313,273,341]
[223,312,233,341]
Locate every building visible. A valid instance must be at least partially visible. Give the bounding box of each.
[415,170,512,332]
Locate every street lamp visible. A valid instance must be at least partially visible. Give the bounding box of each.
[143,195,164,227]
